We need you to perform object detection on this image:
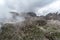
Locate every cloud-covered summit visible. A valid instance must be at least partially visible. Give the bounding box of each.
[0,0,55,22]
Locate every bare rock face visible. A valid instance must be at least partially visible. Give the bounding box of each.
[26,12,36,17]
[45,12,60,21]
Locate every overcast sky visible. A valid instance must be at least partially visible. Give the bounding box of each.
[6,0,55,12]
[0,0,59,21]
[37,0,60,16]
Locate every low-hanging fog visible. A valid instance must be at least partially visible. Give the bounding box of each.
[0,0,59,23]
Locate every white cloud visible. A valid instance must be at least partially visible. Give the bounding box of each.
[0,0,55,22]
[6,0,54,12]
[0,0,5,5]
[37,0,60,16]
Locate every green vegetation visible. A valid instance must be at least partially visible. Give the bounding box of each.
[0,18,60,40]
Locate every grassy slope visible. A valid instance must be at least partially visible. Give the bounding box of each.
[0,19,60,40]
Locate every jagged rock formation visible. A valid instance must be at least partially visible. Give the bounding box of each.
[45,12,60,20]
[26,12,36,17]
